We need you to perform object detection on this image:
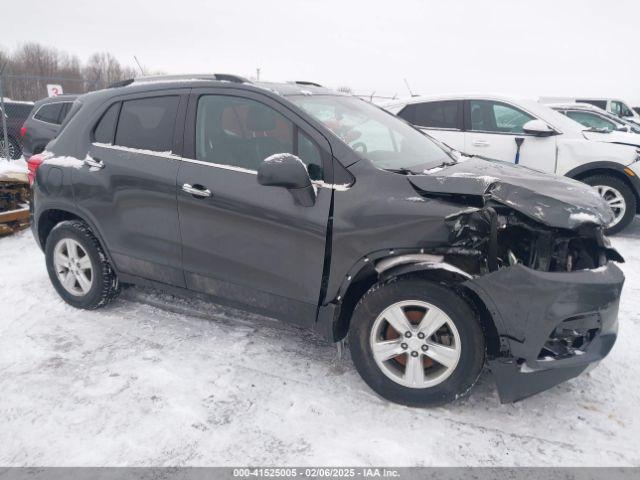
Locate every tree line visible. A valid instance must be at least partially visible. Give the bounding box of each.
[0,42,141,101]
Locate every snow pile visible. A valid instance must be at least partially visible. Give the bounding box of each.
[0,159,28,176]
[0,224,639,466]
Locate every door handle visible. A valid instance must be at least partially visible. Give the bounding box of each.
[472,139,490,147]
[182,183,212,198]
[84,157,104,169]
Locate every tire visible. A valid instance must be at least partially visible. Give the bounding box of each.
[348,276,485,407]
[45,220,120,309]
[581,174,636,235]
[0,136,21,160]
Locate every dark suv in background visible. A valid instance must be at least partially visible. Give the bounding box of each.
[0,99,34,159]
[29,75,624,407]
[21,95,77,159]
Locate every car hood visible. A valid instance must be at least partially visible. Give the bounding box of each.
[582,129,640,148]
[409,157,614,229]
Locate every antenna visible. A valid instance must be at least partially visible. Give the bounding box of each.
[133,56,145,76]
[403,78,415,97]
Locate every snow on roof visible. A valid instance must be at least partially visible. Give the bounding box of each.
[1,98,34,105]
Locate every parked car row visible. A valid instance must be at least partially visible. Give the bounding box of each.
[539,97,640,126]
[0,99,33,159]
[384,95,640,233]
[0,95,77,160]
[28,75,625,407]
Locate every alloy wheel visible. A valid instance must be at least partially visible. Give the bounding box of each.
[53,238,94,296]
[369,300,461,389]
[0,139,17,159]
[595,185,626,227]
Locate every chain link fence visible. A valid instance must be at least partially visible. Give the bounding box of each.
[0,73,102,160]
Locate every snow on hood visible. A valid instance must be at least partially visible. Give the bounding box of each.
[582,129,640,148]
[408,158,614,229]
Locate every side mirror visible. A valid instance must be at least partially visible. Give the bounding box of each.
[522,119,556,137]
[257,153,316,207]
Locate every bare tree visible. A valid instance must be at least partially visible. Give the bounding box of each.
[84,52,137,89]
[0,43,142,101]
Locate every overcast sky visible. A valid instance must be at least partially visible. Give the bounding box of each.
[3,0,639,103]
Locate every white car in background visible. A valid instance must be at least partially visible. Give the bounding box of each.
[384,95,640,233]
[548,102,640,135]
[539,97,640,126]
[548,103,640,149]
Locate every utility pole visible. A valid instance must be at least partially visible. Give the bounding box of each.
[256,67,261,81]
[133,56,145,76]
[403,78,415,97]
[0,61,10,162]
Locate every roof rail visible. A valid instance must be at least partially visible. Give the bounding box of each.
[292,80,323,87]
[108,74,251,89]
[108,79,135,88]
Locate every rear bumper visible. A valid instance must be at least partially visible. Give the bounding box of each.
[465,262,623,403]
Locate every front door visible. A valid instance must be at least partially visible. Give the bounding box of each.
[463,99,558,173]
[74,91,188,286]
[177,89,332,326]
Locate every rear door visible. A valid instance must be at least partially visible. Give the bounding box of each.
[397,100,465,151]
[74,90,188,286]
[176,88,332,327]
[463,99,558,173]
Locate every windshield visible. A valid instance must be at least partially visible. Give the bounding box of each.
[288,95,454,172]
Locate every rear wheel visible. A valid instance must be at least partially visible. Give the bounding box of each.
[45,220,120,309]
[0,136,20,159]
[348,276,485,407]
[581,174,636,235]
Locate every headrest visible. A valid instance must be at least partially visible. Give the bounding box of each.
[245,104,277,131]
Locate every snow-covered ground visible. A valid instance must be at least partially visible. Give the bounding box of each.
[0,221,639,466]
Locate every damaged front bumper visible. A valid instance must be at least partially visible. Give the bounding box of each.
[465,262,624,403]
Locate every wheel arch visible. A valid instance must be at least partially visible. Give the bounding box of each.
[325,253,502,357]
[565,162,640,213]
[36,207,116,268]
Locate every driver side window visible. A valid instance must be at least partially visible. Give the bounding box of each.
[469,100,534,134]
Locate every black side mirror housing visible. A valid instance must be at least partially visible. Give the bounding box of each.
[258,153,316,207]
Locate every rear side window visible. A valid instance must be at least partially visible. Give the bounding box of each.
[115,96,179,151]
[6,104,33,119]
[93,103,121,144]
[34,103,65,124]
[401,101,460,129]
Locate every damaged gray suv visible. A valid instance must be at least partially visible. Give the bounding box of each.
[29,75,625,406]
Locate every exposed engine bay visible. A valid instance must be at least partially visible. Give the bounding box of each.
[434,206,624,277]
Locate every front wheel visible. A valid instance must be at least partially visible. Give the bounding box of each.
[348,276,485,407]
[581,174,636,235]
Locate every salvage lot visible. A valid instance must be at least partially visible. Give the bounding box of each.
[0,223,639,466]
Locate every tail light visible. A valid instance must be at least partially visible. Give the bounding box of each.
[20,125,27,138]
[27,154,45,186]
